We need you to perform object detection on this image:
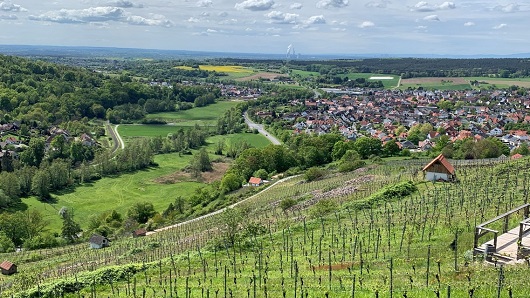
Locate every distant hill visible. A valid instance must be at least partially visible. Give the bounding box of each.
[1,44,529,60]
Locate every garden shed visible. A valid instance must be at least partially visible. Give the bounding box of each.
[132,228,147,237]
[89,234,110,249]
[422,154,456,182]
[0,260,17,275]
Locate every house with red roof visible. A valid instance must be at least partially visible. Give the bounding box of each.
[422,154,456,182]
[248,177,263,187]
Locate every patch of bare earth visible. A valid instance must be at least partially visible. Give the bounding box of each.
[154,162,230,184]
[236,72,288,81]
[401,77,469,84]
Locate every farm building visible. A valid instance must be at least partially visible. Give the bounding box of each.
[422,154,456,182]
[0,260,17,275]
[248,177,263,186]
[132,228,147,237]
[89,234,110,249]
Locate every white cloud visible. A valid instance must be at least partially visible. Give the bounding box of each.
[29,7,125,23]
[218,18,237,24]
[411,1,455,12]
[218,11,228,17]
[235,0,274,11]
[365,0,390,8]
[0,2,26,12]
[29,6,172,27]
[413,1,433,11]
[0,13,16,19]
[423,14,440,21]
[463,21,475,26]
[197,0,213,8]
[494,3,519,13]
[264,10,298,24]
[290,3,302,9]
[359,21,375,28]
[105,0,143,8]
[438,2,455,9]
[188,17,199,22]
[493,23,507,29]
[305,15,325,24]
[294,15,325,28]
[126,14,173,27]
[316,0,348,9]
[206,28,217,32]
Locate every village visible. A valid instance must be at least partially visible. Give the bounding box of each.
[254,87,530,154]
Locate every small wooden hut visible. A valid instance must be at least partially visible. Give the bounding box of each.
[422,154,456,182]
[89,234,110,249]
[0,260,17,275]
[132,228,147,238]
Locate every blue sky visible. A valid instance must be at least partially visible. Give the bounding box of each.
[0,0,528,55]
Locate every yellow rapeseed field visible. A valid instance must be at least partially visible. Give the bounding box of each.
[175,65,251,73]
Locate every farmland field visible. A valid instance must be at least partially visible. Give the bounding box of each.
[145,100,239,124]
[468,77,530,88]
[337,72,400,88]
[400,76,530,90]
[175,64,256,79]
[400,77,472,90]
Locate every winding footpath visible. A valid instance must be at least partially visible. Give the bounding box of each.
[243,112,281,145]
[146,174,299,235]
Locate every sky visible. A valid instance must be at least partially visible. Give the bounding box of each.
[0,0,528,56]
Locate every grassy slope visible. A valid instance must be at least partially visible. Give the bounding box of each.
[22,153,201,232]
[145,101,239,124]
[6,158,530,297]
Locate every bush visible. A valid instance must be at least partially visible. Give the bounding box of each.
[23,234,65,250]
[348,181,417,210]
[280,198,297,211]
[310,199,338,218]
[304,167,325,182]
[338,160,366,172]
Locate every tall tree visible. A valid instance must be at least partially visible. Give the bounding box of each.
[61,208,82,243]
[20,138,46,167]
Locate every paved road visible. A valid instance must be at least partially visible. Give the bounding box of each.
[243,112,281,145]
[106,122,125,154]
[146,174,299,235]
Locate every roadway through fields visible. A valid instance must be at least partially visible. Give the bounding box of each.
[243,112,281,145]
[106,122,125,154]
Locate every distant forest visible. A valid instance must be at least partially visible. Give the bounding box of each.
[225,58,530,78]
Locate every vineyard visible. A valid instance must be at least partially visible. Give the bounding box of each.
[2,158,530,297]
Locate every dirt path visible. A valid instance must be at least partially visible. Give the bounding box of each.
[146,175,299,235]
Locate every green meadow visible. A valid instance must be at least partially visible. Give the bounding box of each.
[22,153,201,232]
[339,72,400,88]
[145,100,239,124]
[117,124,196,139]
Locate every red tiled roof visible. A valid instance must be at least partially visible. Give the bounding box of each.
[249,177,262,185]
[0,260,14,270]
[422,154,455,174]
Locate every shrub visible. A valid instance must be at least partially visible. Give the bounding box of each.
[304,167,325,182]
[280,198,297,211]
[310,199,338,218]
[348,181,417,210]
[338,160,366,172]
